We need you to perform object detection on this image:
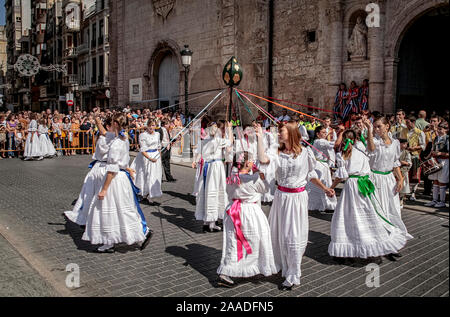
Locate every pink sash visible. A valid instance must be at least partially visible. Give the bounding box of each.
[277,185,306,193]
[226,200,253,261]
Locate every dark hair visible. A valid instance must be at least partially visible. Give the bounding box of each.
[314,125,326,139]
[373,115,389,126]
[341,129,357,157]
[407,115,417,122]
[398,138,408,144]
[232,151,249,170]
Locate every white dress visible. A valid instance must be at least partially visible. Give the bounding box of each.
[38,125,56,157]
[261,147,318,286]
[260,131,278,203]
[24,120,42,158]
[307,139,337,211]
[195,136,232,222]
[65,132,116,225]
[368,136,413,240]
[217,172,278,277]
[82,137,147,246]
[328,150,407,258]
[130,131,163,199]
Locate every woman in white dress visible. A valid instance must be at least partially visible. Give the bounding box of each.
[193,121,233,233]
[64,115,115,227]
[256,121,335,291]
[191,116,211,197]
[24,113,43,161]
[82,114,152,253]
[38,118,56,158]
[130,120,163,203]
[307,126,338,212]
[217,152,278,287]
[329,129,407,265]
[365,117,413,261]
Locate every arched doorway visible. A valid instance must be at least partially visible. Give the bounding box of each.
[158,53,179,110]
[396,6,449,114]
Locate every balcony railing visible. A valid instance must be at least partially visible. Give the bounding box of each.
[63,74,78,86]
[63,47,77,58]
[77,43,89,55]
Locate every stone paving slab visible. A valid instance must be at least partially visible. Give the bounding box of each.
[0,156,448,297]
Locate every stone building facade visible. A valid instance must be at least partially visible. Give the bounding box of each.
[109,0,448,119]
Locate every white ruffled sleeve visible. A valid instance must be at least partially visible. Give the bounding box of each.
[28,120,37,132]
[139,132,148,152]
[393,139,401,168]
[106,141,121,173]
[334,153,349,180]
[254,176,271,194]
[96,135,109,155]
[306,147,319,181]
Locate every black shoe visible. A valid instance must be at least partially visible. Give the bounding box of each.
[167,179,177,183]
[215,221,223,228]
[217,276,235,288]
[203,225,210,233]
[94,247,115,253]
[140,230,154,251]
[278,284,293,291]
[385,254,397,262]
[71,199,78,206]
[392,253,403,258]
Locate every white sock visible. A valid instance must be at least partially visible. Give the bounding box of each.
[98,244,114,251]
[282,279,293,287]
[433,185,440,202]
[439,186,447,203]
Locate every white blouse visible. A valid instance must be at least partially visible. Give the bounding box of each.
[335,148,371,180]
[93,132,116,162]
[28,120,38,132]
[312,138,335,164]
[38,124,48,135]
[266,147,318,188]
[106,137,130,173]
[368,136,401,172]
[226,172,270,204]
[139,131,161,152]
[201,137,232,162]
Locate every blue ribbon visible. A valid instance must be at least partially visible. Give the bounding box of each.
[203,159,220,189]
[88,160,98,169]
[119,129,127,138]
[146,149,158,153]
[121,169,148,234]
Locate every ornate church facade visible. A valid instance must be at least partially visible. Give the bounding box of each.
[109,0,448,117]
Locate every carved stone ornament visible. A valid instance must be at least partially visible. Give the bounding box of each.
[153,0,176,20]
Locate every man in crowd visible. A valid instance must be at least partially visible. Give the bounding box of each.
[159,119,176,182]
[406,115,426,201]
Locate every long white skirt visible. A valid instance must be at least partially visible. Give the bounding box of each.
[328,178,407,258]
[39,134,56,157]
[64,162,107,226]
[82,171,146,246]
[269,189,309,286]
[428,159,449,184]
[191,163,202,197]
[307,162,337,211]
[131,152,163,199]
[217,202,278,278]
[260,162,276,203]
[370,173,413,240]
[24,132,42,158]
[195,161,227,222]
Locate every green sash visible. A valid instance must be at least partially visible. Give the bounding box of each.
[371,170,392,175]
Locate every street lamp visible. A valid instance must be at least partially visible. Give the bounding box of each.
[181,44,193,118]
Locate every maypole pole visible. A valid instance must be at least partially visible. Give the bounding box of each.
[222,56,243,121]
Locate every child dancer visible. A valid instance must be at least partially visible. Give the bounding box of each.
[365,117,413,260]
[194,121,233,233]
[64,115,115,226]
[329,129,407,265]
[82,113,152,253]
[307,126,338,212]
[131,119,163,204]
[24,113,43,161]
[38,118,56,158]
[257,121,335,290]
[217,152,277,287]
[398,139,412,208]
[425,121,449,208]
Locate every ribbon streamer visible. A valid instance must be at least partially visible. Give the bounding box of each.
[121,169,148,234]
[227,200,253,261]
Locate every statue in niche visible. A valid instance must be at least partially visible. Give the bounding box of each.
[348,16,368,60]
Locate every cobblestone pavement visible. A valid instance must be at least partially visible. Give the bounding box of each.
[0,156,448,297]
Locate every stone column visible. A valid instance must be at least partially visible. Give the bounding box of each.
[327,0,344,110]
[383,57,399,113]
[368,0,385,113]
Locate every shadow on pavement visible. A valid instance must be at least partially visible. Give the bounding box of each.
[152,205,204,234]
[308,210,333,222]
[163,190,196,205]
[166,244,221,287]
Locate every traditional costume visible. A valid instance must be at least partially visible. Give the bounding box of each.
[130,131,163,200]
[333,89,348,121]
[24,119,42,160]
[427,134,449,207]
[38,124,56,158]
[328,149,407,259]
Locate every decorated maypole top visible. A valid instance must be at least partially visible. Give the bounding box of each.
[222,56,243,120]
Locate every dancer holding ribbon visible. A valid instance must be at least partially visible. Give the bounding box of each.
[306,125,337,213]
[328,129,407,265]
[64,114,115,227]
[256,121,335,291]
[364,117,413,261]
[217,152,277,287]
[193,121,233,233]
[130,119,163,204]
[82,113,152,253]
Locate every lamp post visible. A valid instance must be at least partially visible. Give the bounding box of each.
[181,45,193,119]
